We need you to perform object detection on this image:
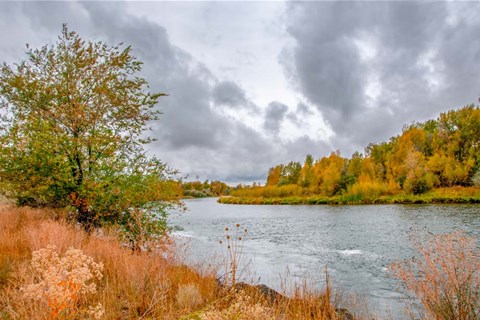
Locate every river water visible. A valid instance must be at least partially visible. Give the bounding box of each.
[168,198,480,319]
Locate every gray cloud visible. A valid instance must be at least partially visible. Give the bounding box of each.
[212,81,258,112]
[283,2,480,155]
[1,1,320,183]
[296,103,314,116]
[78,2,277,179]
[4,2,477,183]
[264,101,289,135]
[286,102,315,127]
[17,1,224,151]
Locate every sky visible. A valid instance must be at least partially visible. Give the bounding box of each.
[1,1,479,184]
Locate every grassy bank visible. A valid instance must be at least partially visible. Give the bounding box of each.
[1,203,479,319]
[218,187,480,205]
[0,205,353,320]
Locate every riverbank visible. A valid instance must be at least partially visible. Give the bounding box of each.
[0,205,352,319]
[218,187,480,205]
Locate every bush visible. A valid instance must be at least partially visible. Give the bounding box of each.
[404,173,434,195]
[472,170,480,187]
[22,245,104,319]
[346,177,386,200]
[390,231,480,319]
[184,189,211,198]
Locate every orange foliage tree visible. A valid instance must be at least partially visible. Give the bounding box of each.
[311,151,347,196]
[261,105,480,198]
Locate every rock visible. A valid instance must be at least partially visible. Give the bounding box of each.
[336,307,355,320]
[233,282,286,302]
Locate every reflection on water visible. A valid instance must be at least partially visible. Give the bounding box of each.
[168,198,480,319]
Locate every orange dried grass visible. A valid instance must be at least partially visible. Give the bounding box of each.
[1,206,348,319]
[391,231,480,320]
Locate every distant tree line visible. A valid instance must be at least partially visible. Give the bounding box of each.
[233,105,480,199]
[182,180,231,198]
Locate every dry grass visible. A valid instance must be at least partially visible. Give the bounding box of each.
[391,231,480,320]
[433,186,480,197]
[2,201,479,319]
[0,206,344,320]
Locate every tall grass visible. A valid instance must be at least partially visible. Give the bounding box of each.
[390,231,480,320]
[0,206,346,319]
[4,205,476,319]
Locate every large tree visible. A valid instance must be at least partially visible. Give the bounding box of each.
[0,25,179,237]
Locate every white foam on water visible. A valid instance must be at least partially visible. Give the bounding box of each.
[172,231,193,239]
[338,249,363,256]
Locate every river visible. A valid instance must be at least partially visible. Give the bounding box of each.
[168,198,480,319]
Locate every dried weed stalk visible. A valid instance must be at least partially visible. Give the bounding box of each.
[391,231,479,320]
[22,245,104,319]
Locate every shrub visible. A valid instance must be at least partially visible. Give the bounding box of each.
[184,189,210,198]
[404,173,435,195]
[347,176,386,199]
[119,207,173,253]
[472,170,480,187]
[390,231,480,320]
[21,245,104,319]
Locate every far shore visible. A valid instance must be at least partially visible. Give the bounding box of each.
[218,187,480,205]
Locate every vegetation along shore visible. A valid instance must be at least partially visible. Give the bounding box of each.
[220,106,480,205]
[218,186,480,205]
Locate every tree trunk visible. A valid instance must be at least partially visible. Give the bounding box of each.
[70,191,95,233]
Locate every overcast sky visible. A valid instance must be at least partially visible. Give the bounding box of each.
[1,1,479,184]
